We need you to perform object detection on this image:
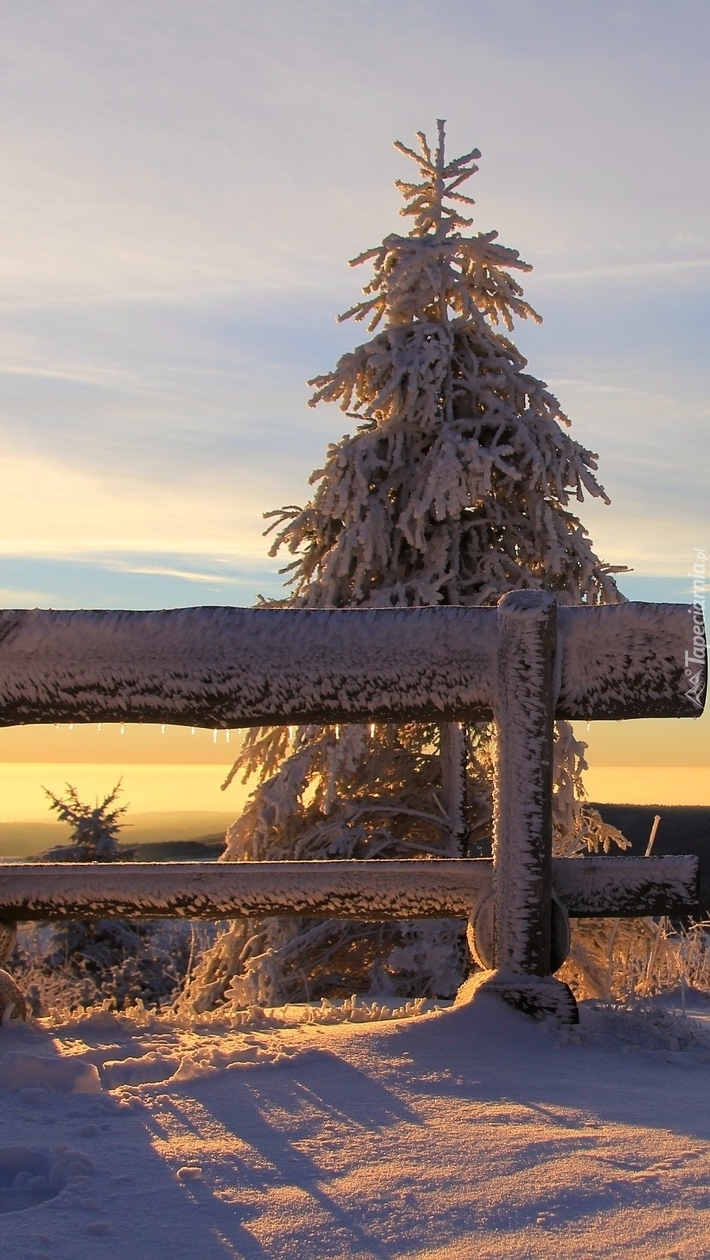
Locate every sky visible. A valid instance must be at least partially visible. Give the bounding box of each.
[0,0,707,818]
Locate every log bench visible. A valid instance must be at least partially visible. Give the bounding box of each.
[0,592,705,1023]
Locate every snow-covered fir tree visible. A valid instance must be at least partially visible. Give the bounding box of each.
[183,121,627,1014]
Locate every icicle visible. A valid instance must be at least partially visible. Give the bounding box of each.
[213,729,218,744]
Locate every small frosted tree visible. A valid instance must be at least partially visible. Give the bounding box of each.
[10,783,196,1016]
[184,122,627,1014]
[40,781,135,862]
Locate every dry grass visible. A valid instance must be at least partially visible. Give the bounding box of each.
[560,917,710,1002]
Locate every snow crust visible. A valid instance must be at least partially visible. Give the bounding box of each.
[0,1142,95,1217]
[2,993,710,1256]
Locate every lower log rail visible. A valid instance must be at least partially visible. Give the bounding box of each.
[0,854,698,923]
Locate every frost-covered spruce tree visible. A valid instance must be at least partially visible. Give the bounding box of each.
[184,121,627,1014]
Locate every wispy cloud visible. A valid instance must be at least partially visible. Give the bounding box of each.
[537,258,710,284]
[0,587,53,605]
[0,450,272,561]
[107,561,250,585]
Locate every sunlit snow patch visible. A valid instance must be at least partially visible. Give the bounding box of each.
[0,1051,101,1094]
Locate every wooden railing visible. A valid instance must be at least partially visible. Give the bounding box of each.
[0,592,705,1022]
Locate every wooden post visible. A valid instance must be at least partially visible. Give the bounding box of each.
[493,591,556,975]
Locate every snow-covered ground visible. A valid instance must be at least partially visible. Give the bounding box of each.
[3,992,710,1259]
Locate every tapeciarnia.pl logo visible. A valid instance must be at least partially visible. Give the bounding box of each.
[686,547,706,709]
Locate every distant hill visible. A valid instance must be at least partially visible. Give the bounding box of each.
[133,837,224,861]
[0,810,235,857]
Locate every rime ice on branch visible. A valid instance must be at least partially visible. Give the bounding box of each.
[183,122,628,1015]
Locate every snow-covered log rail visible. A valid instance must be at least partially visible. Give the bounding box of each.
[0,855,698,923]
[0,600,703,727]
[551,855,699,918]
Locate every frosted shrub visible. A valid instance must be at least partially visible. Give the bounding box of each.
[12,920,204,1018]
[182,121,628,1016]
[14,783,214,1016]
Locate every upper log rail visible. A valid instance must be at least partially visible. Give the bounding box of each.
[0,601,705,728]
